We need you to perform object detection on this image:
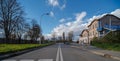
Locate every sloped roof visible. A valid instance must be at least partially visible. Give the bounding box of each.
[88,14,120,27]
[79,29,88,36]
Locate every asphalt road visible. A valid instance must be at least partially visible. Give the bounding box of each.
[1,43,119,61]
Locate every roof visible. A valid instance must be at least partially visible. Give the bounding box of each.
[80,29,88,36]
[87,14,120,27]
[88,19,98,27]
[98,14,120,21]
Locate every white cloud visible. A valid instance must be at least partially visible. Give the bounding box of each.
[59,18,72,23]
[46,12,87,41]
[111,9,120,18]
[60,4,66,10]
[48,0,59,7]
[45,9,120,41]
[59,18,65,23]
[75,12,86,22]
[87,13,107,26]
[44,34,52,40]
[50,11,54,17]
[47,0,66,10]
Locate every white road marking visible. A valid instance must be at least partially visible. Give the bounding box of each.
[59,47,63,61]
[38,59,53,61]
[56,46,60,61]
[56,43,64,61]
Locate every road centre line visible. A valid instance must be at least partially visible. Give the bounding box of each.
[56,44,64,61]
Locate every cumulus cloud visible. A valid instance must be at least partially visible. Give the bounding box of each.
[48,0,59,7]
[47,0,66,10]
[49,11,54,17]
[59,18,65,23]
[111,9,120,18]
[45,12,87,40]
[60,4,66,10]
[59,18,72,23]
[45,9,120,41]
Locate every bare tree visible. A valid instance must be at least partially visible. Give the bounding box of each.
[15,21,28,43]
[0,0,25,41]
[23,23,31,40]
[27,19,41,42]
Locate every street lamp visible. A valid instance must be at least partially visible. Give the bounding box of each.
[39,13,50,44]
[40,13,50,27]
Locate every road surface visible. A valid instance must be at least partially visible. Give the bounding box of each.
[1,43,119,61]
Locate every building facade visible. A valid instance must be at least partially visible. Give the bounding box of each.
[97,14,120,37]
[79,29,89,44]
[88,19,99,41]
[79,14,120,44]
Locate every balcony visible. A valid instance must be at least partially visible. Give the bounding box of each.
[97,27,103,31]
[104,25,120,31]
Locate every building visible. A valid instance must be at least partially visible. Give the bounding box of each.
[88,19,99,42]
[79,14,120,44]
[97,14,120,37]
[79,29,89,44]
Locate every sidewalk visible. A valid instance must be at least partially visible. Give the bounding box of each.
[87,46,120,57]
[83,45,120,60]
[71,43,120,60]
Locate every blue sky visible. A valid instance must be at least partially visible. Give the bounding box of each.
[18,0,120,40]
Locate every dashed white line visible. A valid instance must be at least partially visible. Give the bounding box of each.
[56,46,60,61]
[59,47,63,61]
[56,43,64,61]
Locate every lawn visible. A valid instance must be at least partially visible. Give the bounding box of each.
[0,43,53,54]
[91,42,120,51]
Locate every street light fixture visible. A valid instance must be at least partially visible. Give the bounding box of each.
[40,13,50,27]
[39,13,50,44]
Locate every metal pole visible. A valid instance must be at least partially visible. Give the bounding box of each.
[39,13,50,44]
[109,16,112,30]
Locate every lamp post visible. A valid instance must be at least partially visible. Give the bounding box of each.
[39,13,50,44]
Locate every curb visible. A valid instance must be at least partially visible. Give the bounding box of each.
[89,50,120,61]
[71,46,120,61]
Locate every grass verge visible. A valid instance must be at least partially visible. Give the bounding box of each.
[0,42,54,54]
[91,41,120,51]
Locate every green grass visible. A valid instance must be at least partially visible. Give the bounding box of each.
[91,41,120,51]
[0,43,54,54]
[91,31,120,51]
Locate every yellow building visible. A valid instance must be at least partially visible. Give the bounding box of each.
[88,19,99,41]
[79,29,89,44]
